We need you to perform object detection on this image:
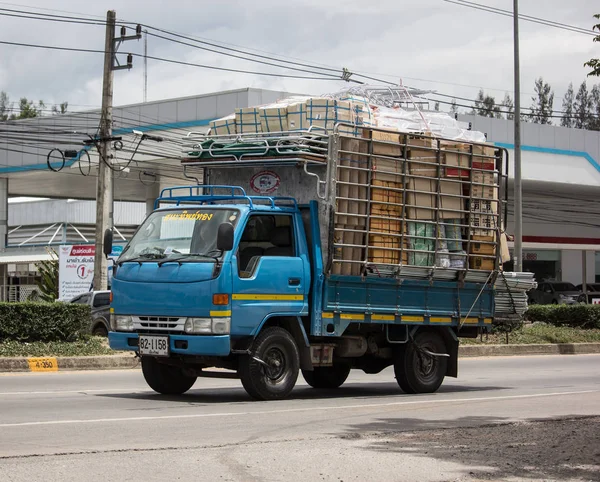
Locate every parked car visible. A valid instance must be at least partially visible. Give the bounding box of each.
[528,282,584,305]
[69,290,111,336]
[575,283,600,304]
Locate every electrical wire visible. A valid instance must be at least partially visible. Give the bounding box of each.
[443,0,597,36]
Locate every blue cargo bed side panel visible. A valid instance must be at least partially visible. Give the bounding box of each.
[319,275,493,334]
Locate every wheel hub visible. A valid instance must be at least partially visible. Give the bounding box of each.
[263,347,286,381]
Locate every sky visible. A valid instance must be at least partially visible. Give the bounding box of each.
[0,0,598,116]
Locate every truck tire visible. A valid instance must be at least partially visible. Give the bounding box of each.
[92,323,108,337]
[141,357,197,395]
[394,331,447,394]
[239,327,299,401]
[302,364,350,389]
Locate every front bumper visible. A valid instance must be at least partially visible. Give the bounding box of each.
[108,332,231,356]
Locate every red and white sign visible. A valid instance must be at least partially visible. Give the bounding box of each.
[592,298,600,305]
[59,245,96,301]
[250,170,281,194]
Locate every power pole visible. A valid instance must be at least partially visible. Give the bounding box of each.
[93,11,141,291]
[513,0,523,272]
[93,9,116,292]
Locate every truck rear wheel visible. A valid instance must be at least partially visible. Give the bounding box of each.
[302,364,351,389]
[141,357,197,395]
[394,331,447,394]
[239,327,299,401]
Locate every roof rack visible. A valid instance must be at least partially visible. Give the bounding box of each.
[154,185,299,211]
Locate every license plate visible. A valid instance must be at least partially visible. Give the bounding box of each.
[138,335,169,357]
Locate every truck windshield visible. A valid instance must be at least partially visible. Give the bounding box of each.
[119,208,239,263]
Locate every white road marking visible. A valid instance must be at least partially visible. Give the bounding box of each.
[0,390,597,428]
[0,389,144,396]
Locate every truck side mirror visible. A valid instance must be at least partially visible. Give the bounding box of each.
[103,229,113,257]
[217,223,234,252]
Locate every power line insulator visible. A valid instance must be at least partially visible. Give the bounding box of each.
[120,26,127,37]
[127,53,133,68]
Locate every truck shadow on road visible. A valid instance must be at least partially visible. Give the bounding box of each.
[97,382,508,404]
[337,415,600,481]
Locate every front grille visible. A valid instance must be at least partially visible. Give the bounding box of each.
[133,316,185,332]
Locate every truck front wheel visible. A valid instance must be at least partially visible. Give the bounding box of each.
[394,331,447,394]
[239,327,300,401]
[302,364,351,389]
[141,357,197,395]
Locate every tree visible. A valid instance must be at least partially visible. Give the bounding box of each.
[51,102,68,115]
[472,89,501,118]
[584,14,600,77]
[573,81,593,128]
[0,91,10,121]
[590,84,600,130]
[529,77,554,124]
[449,98,458,117]
[561,83,575,127]
[35,249,59,302]
[16,98,45,119]
[502,93,514,120]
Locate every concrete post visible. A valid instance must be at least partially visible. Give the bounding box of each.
[0,178,7,249]
[0,178,8,302]
[145,180,160,217]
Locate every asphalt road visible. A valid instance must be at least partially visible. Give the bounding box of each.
[0,355,599,482]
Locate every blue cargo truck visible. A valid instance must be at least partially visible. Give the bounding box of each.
[108,126,513,400]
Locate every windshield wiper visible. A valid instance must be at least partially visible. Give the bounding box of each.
[119,253,166,266]
[157,253,219,267]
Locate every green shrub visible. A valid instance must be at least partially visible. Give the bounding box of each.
[0,302,91,342]
[525,304,600,329]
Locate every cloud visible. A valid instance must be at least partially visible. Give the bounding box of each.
[0,0,598,114]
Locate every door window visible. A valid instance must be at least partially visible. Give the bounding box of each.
[238,214,294,277]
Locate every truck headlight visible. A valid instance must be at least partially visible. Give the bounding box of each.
[184,318,212,334]
[212,317,231,335]
[111,314,133,331]
[184,317,231,334]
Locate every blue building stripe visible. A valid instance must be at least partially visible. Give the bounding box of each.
[494,142,600,174]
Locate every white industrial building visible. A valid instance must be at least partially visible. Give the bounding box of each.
[1,87,599,300]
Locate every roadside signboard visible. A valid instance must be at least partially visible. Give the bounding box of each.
[58,245,124,300]
[58,245,95,301]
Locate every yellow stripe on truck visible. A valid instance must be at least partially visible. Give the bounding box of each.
[210,310,232,317]
[231,294,304,301]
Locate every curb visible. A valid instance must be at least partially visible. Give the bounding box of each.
[1,344,599,373]
[0,355,140,373]
[459,343,600,357]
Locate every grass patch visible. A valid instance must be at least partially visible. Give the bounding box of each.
[0,337,118,357]
[463,323,600,345]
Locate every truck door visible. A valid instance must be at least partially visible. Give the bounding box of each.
[231,213,308,335]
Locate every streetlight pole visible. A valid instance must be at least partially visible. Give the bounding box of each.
[513,0,523,272]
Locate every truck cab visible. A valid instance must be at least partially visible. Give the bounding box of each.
[109,188,316,399]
